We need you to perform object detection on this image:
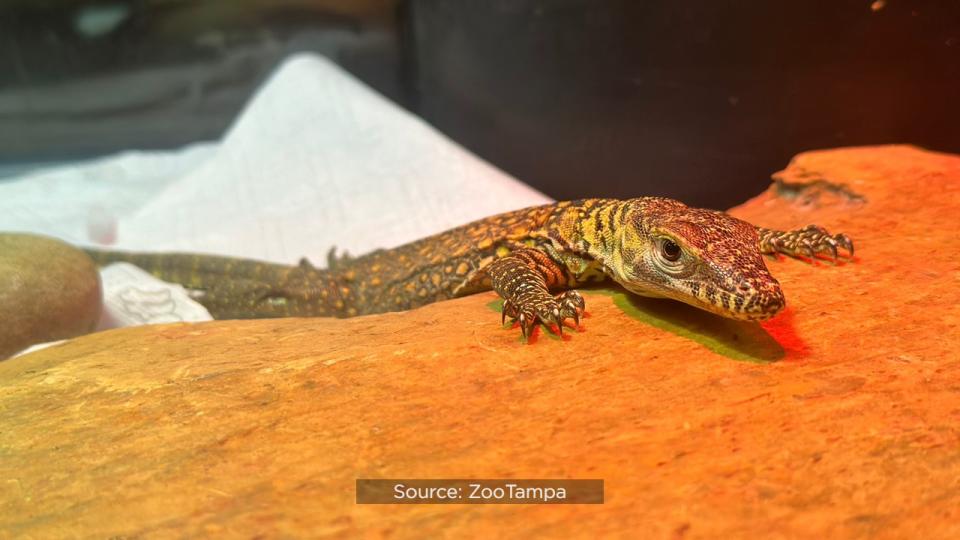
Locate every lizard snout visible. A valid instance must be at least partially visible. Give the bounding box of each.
[741,283,785,321]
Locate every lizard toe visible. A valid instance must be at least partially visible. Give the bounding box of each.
[764,225,855,262]
[535,301,564,336]
[556,290,585,328]
[501,299,518,325]
[516,306,538,339]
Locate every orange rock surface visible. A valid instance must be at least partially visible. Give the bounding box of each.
[1,146,958,538]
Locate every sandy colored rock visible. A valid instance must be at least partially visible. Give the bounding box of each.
[1,145,959,538]
[0,233,102,358]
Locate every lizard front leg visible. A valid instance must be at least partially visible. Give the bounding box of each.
[757,225,854,261]
[486,248,585,339]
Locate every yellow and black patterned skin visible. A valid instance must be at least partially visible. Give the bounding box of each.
[84,198,853,338]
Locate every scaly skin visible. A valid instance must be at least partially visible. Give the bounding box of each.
[84,198,854,339]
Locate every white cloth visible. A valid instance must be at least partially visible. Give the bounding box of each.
[0,53,552,333]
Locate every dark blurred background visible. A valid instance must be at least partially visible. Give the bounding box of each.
[1,0,958,208]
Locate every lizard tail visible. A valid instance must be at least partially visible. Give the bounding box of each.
[82,249,295,289]
[83,249,350,319]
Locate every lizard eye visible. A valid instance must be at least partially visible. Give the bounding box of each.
[660,238,682,262]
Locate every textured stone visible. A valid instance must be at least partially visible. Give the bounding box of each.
[0,233,102,358]
[1,146,959,538]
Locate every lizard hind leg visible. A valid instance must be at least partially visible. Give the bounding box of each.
[193,279,286,319]
[488,248,584,340]
[325,246,354,270]
[758,225,854,261]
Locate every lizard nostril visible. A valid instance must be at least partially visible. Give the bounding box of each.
[738,280,752,292]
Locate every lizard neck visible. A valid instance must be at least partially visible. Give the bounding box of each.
[543,198,631,283]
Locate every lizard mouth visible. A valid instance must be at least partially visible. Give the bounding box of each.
[673,285,785,322]
[708,289,785,321]
[620,281,785,321]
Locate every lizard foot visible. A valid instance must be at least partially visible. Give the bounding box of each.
[501,290,586,339]
[760,224,854,261]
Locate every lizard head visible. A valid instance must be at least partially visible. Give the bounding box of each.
[608,198,785,321]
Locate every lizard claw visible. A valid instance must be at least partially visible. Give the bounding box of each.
[822,237,839,260]
[556,290,585,328]
[498,290,586,341]
[760,224,855,262]
[836,233,854,256]
[501,299,514,325]
[517,307,537,339]
[549,306,564,336]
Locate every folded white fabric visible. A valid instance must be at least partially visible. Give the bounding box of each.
[0,53,552,330]
[96,263,214,327]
